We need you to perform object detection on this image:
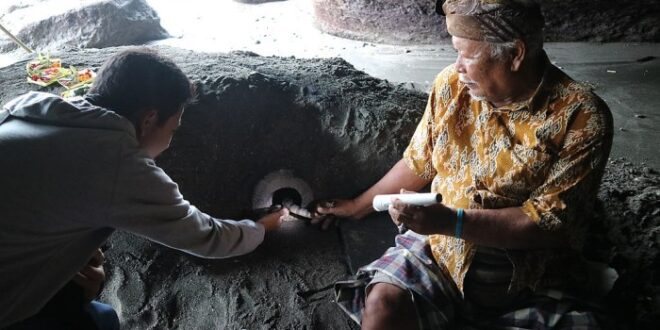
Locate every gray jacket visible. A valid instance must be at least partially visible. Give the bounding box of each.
[0,92,264,327]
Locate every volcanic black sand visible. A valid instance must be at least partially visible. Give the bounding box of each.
[0,46,657,329]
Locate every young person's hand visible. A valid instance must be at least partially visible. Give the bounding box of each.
[258,208,289,232]
[72,248,106,302]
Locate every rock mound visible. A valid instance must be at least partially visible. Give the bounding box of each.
[311,0,660,44]
[0,0,169,53]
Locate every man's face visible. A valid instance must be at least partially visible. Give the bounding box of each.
[138,108,184,159]
[452,36,513,104]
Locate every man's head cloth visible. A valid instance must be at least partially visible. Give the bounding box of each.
[439,0,544,43]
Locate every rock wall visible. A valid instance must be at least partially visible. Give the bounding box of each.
[312,0,660,44]
[0,0,169,53]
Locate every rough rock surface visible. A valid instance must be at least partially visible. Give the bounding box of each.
[0,0,169,53]
[312,0,447,45]
[540,0,660,42]
[312,0,660,44]
[0,46,658,329]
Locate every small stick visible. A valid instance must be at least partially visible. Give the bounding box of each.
[0,21,34,53]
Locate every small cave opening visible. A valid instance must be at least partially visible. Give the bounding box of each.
[271,187,303,208]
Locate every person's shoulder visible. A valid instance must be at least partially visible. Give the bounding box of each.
[2,91,62,112]
[548,68,613,140]
[547,67,611,123]
[551,66,610,113]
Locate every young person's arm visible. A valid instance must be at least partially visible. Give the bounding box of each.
[107,143,283,258]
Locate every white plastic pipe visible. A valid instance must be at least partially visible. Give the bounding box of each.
[372,193,442,212]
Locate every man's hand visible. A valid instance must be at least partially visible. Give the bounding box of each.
[310,199,363,230]
[388,189,454,235]
[72,248,106,302]
[258,208,289,232]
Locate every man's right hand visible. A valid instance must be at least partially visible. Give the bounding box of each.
[257,208,289,232]
[311,199,365,230]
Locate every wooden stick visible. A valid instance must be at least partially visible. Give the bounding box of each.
[0,20,34,53]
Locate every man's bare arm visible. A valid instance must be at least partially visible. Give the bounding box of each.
[462,207,566,249]
[391,201,566,250]
[314,159,430,223]
[351,159,430,218]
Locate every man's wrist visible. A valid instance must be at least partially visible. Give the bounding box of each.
[352,196,374,219]
[455,208,465,239]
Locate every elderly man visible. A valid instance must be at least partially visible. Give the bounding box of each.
[315,0,613,329]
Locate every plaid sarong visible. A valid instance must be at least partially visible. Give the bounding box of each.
[335,231,603,329]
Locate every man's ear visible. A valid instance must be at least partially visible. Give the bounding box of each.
[511,39,526,72]
[138,109,158,137]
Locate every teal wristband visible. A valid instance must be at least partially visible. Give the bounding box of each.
[455,208,464,239]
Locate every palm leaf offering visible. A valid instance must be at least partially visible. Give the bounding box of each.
[26,53,95,98]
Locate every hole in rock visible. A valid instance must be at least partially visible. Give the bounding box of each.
[271,187,303,207]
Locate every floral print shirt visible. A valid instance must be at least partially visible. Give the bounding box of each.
[403,56,613,292]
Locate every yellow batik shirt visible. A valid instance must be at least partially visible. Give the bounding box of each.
[403,57,613,292]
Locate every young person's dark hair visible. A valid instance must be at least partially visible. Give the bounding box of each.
[86,48,195,126]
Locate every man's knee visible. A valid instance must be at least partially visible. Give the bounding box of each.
[365,283,414,316]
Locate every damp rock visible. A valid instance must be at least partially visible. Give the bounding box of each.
[0,0,169,53]
[311,0,660,44]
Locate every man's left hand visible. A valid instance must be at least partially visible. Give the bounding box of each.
[388,190,455,235]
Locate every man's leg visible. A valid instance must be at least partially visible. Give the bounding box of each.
[335,231,459,329]
[362,283,419,330]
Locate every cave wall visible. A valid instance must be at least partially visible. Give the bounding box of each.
[312,0,660,44]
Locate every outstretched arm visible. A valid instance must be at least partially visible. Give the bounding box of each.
[107,144,285,259]
[312,159,430,229]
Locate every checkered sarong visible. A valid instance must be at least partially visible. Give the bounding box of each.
[335,231,461,329]
[334,231,603,329]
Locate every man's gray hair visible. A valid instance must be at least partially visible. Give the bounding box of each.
[488,33,544,60]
